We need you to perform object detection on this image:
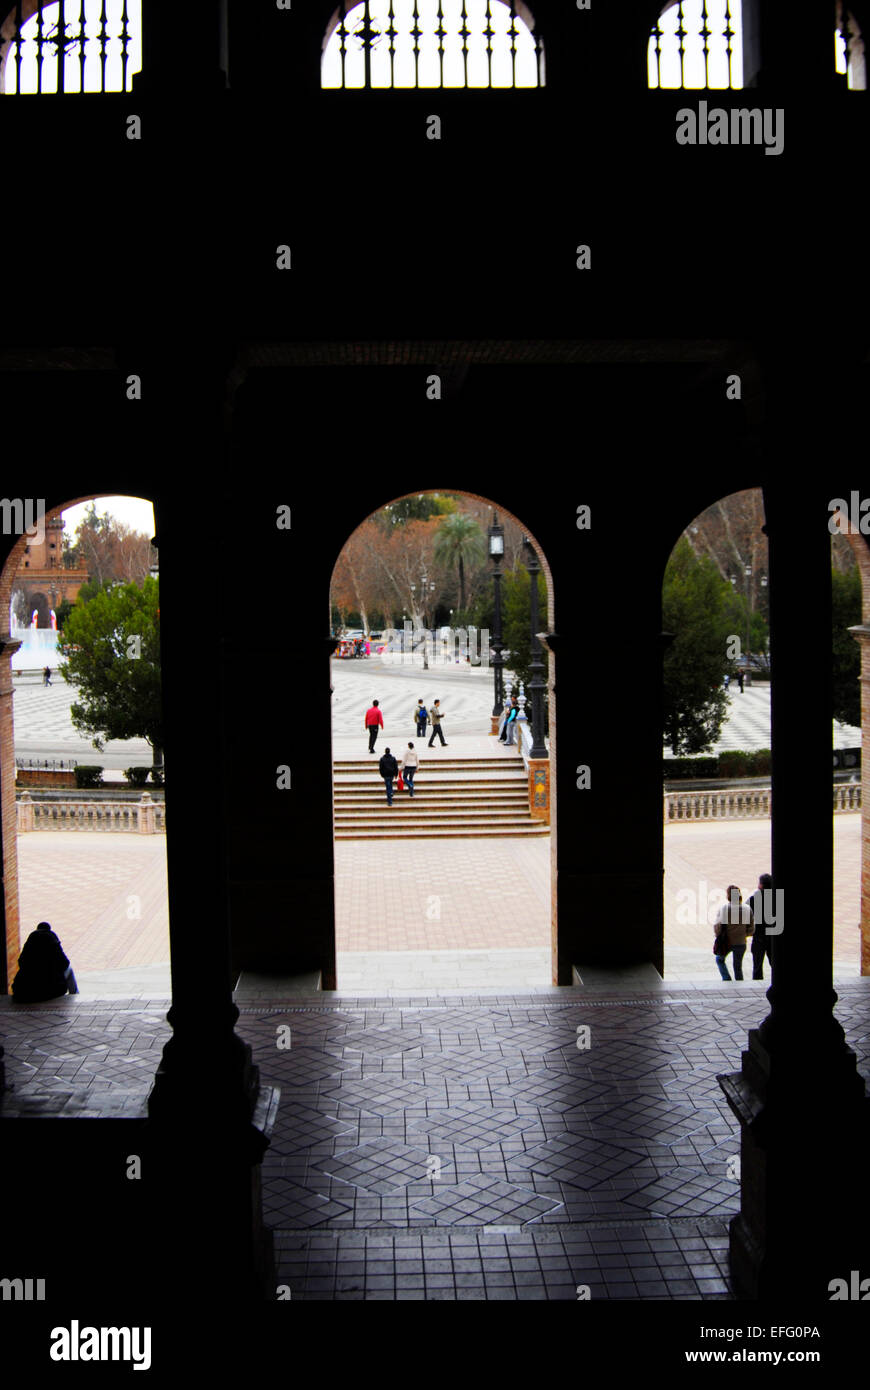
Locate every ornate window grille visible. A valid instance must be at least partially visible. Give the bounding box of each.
[648,0,743,90]
[321,0,544,90]
[835,2,866,88]
[0,0,141,94]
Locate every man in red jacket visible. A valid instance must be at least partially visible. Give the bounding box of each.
[365,699,384,753]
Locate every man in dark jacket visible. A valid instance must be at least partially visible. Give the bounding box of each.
[12,922,76,1002]
[748,873,774,980]
[379,747,399,804]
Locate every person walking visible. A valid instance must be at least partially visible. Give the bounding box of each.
[43,666,51,687]
[379,747,399,804]
[737,669,745,693]
[415,700,428,738]
[365,699,384,753]
[401,742,419,797]
[427,700,447,747]
[747,872,774,980]
[713,885,754,981]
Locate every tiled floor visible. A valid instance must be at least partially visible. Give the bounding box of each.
[5,980,868,1299]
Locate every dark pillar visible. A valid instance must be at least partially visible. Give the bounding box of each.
[719,365,870,1298]
[143,358,275,1301]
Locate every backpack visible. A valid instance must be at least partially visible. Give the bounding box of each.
[416,706,427,722]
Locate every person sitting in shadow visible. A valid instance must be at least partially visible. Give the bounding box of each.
[11,921,78,1002]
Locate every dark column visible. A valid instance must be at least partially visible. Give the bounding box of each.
[135,0,228,94]
[719,361,870,1298]
[142,357,275,1300]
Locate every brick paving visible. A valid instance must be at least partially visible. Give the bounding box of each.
[3,981,869,1299]
[14,814,862,990]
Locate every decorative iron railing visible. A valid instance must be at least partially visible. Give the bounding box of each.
[322,0,544,90]
[1,0,141,94]
[648,0,742,90]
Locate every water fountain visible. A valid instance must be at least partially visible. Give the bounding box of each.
[8,606,66,670]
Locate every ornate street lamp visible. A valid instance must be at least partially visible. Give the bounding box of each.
[488,512,505,720]
[522,535,548,758]
[744,563,752,657]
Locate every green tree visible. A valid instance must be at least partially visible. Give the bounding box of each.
[662,537,744,755]
[62,578,163,770]
[379,494,458,529]
[499,567,547,694]
[432,512,486,613]
[832,564,862,727]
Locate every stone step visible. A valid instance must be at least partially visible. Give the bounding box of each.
[336,800,529,813]
[330,778,522,789]
[334,788,528,801]
[335,810,542,826]
[333,806,530,822]
[334,760,522,773]
[335,824,549,838]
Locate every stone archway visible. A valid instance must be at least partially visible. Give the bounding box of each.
[839,520,870,973]
[328,486,558,989]
[0,492,156,991]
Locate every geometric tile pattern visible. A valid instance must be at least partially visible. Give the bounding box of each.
[4,981,870,1298]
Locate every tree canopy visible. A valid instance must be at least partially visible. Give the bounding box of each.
[662,537,745,755]
[62,577,163,769]
[432,512,486,615]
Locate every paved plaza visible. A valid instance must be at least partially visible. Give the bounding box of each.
[10,657,865,992]
[13,660,860,772]
[14,811,862,993]
[3,979,869,1299]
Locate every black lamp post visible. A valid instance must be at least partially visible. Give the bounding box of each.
[487,513,505,719]
[522,535,548,759]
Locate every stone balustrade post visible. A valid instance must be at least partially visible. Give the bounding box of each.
[17,791,33,833]
[139,791,155,834]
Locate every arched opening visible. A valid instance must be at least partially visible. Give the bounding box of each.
[329,487,555,993]
[648,0,744,89]
[0,0,141,94]
[1,493,169,999]
[663,487,865,983]
[829,500,870,973]
[321,0,544,89]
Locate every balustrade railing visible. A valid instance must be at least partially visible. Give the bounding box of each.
[17,792,165,832]
[664,783,862,821]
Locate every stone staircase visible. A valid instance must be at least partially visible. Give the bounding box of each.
[333,756,548,839]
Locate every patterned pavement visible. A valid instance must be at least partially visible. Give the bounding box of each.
[15,814,862,990]
[3,981,869,1299]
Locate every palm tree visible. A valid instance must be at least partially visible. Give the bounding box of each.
[433,513,486,614]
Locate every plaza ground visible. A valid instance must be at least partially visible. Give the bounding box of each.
[16,810,861,993]
[12,656,864,992]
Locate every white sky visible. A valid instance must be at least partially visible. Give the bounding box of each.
[62,497,155,541]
